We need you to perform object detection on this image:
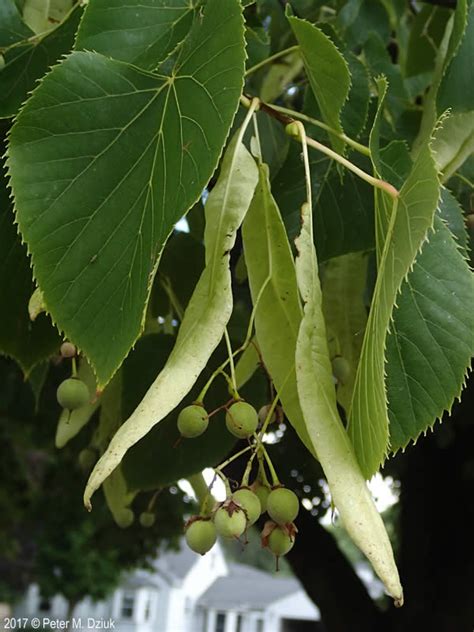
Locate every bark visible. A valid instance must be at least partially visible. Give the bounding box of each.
[66,598,79,625]
[384,377,474,631]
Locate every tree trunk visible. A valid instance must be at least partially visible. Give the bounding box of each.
[66,599,79,626]
[286,508,383,632]
[285,377,474,631]
[383,377,474,631]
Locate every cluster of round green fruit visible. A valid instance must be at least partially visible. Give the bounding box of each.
[177,399,259,440]
[56,342,90,412]
[184,484,299,563]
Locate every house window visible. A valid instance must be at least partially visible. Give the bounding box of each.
[120,592,135,619]
[144,596,152,622]
[255,619,264,632]
[215,612,226,632]
[236,614,243,632]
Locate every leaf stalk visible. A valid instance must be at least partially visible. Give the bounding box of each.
[245,45,300,77]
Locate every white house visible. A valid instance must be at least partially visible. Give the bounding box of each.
[13,540,324,632]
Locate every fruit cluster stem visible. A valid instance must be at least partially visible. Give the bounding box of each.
[270,103,371,156]
[187,473,216,516]
[239,95,399,199]
[261,446,280,486]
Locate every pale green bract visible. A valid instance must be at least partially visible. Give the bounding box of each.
[22,0,50,34]
[234,338,260,390]
[83,134,259,509]
[7,0,246,386]
[242,163,315,456]
[294,202,403,605]
[432,111,474,181]
[103,465,136,527]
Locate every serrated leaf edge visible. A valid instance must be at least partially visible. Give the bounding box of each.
[5,2,246,388]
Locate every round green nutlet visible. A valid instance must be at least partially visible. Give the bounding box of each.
[185,518,217,555]
[267,487,299,525]
[233,488,261,526]
[115,508,134,529]
[139,512,156,528]
[56,378,90,411]
[225,401,258,439]
[285,121,301,139]
[252,481,271,513]
[60,342,76,358]
[78,448,96,471]
[332,356,351,385]
[213,504,247,538]
[177,404,209,438]
[268,526,295,557]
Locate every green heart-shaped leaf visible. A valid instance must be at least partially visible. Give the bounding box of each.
[76,0,195,70]
[7,0,246,386]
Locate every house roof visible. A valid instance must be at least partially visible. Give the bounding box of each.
[197,563,301,610]
[121,544,198,589]
[122,569,163,590]
[154,544,198,579]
